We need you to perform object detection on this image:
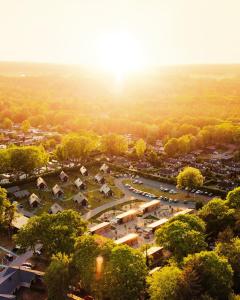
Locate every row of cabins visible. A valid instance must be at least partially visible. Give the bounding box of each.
[89,207,194,247]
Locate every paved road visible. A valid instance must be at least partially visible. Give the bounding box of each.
[83,177,195,220]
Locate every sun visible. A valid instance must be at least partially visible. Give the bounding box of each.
[97,30,146,82]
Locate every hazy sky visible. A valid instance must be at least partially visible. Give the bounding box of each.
[1,0,240,67]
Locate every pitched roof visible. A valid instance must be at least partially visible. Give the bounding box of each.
[29,193,41,205]
[49,203,64,214]
[100,163,109,172]
[80,166,87,175]
[52,184,63,195]
[95,173,104,182]
[100,184,111,194]
[73,192,87,204]
[7,186,20,194]
[36,177,47,187]
[11,214,29,230]
[13,190,30,198]
[74,178,84,187]
[59,171,68,180]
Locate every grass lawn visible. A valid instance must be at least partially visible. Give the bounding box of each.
[12,167,124,215]
[122,179,209,204]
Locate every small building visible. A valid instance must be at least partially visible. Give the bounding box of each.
[99,184,113,197]
[139,200,161,214]
[80,166,88,176]
[89,222,111,235]
[36,177,48,190]
[49,203,64,214]
[13,190,30,199]
[52,184,64,198]
[173,208,194,217]
[59,171,68,182]
[94,173,105,184]
[115,233,139,247]
[11,214,29,231]
[147,218,168,232]
[29,193,41,208]
[7,186,20,197]
[115,209,138,224]
[100,163,110,173]
[146,246,164,266]
[74,178,85,190]
[73,192,88,207]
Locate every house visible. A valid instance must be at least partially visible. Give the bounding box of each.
[100,163,110,173]
[13,190,30,199]
[173,208,194,217]
[49,203,64,214]
[89,222,111,235]
[36,177,48,190]
[73,192,88,207]
[146,246,164,266]
[99,184,113,197]
[29,193,41,208]
[80,166,88,176]
[94,173,105,184]
[59,171,68,182]
[147,218,168,232]
[115,233,139,247]
[11,214,29,231]
[52,184,64,198]
[74,178,85,190]
[6,186,20,197]
[115,209,138,224]
[139,200,161,215]
[0,266,43,300]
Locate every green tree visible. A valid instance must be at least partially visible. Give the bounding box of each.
[135,139,146,157]
[0,150,10,173]
[101,134,128,156]
[45,253,71,300]
[15,210,87,256]
[155,220,207,261]
[169,213,206,233]
[2,117,13,129]
[105,245,147,300]
[216,237,240,292]
[183,251,233,300]
[147,265,182,300]
[199,198,235,236]
[9,145,48,175]
[164,138,178,156]
[177,167,204,192]
[226,187,240,209]
[21,119,31,133]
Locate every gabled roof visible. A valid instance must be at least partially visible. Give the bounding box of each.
[59,171,68,180]
[73,192,87,204]
[49,203,64,214]
[74,178,84,187]
[13,190,30,198]
[7,186,20,194]
[95,173,104,182]
[0,267,37,297]
[100,184,111,194]
[29,193,41,205]
[100,163,109,172]
[80,166,87,174]
[36,177,47,187]
[11,214,29,230]
[52,184,63,195]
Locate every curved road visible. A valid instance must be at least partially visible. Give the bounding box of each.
[83,177,195,220]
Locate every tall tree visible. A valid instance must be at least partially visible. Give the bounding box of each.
[155,220,207,261]
[177,167,204,191]
[226,187,240,209]
[21,119,31,133]
[15,210,87,256]
[45,253,71,300]
[135,139,146,157]
[101,134,128,156]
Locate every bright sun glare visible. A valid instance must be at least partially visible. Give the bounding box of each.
[97,31,146,82]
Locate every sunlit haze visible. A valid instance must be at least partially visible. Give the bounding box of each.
[1,0,240,71]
